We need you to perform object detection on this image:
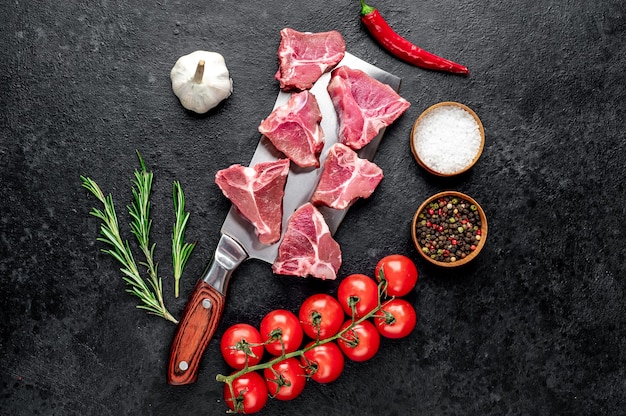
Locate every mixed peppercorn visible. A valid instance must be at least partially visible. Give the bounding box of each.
[415,196,482,263]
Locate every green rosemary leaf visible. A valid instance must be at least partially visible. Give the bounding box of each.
[98,230,125,252]
[101,249,126,266]
[89,208,107,222]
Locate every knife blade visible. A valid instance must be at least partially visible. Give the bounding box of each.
[167,52,402,385]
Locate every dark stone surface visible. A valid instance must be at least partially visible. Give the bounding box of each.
[2,0,625,414]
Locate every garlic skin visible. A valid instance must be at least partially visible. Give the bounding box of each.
[170,50,233,114]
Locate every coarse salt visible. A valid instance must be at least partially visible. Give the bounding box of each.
[412,104,483,175]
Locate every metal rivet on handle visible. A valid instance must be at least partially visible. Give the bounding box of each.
[178,361,189,371]
[202,299,212,309]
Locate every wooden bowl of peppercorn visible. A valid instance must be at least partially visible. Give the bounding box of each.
[412,191,488,267]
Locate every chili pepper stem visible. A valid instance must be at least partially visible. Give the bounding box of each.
[359,0,375,15]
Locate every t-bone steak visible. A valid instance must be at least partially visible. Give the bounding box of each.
[327,66,410,150]
[275,28,346,91]
[214,158,290,245]
[311,143,384,210]
[272,203,342,280]
[258,90,325,168]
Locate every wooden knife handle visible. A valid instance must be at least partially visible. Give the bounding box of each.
[167,280,225,385]
[167,234,248,385]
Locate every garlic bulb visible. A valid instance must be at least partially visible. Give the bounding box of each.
[170,51,233,114]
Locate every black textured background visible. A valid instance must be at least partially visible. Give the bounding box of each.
[2,0,625,415]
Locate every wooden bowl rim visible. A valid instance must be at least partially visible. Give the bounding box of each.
[411,191,488,267]
[410,101,485,177]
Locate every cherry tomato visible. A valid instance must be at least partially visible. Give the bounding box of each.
[220,323,264,370]
[337,319,380,362]
[260,309,304,356]
[375,254,418,297]
[263,357,307,401]
[374,298,417,339]
[223,371,268,414]
[298,294,344,340]
[301,341,344,383]
[337,274,379,319]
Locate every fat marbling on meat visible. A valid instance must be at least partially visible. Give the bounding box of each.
[327,66,410,150]
[258,90,325,168]
[275,28,346,91]
[215,158,290,245]
[311,143,384,210]
[272,203,342,280]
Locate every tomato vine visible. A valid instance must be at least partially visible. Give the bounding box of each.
[216,255,418,414]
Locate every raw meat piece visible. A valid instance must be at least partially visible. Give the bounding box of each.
[258,91,325,168]
[275,28,346,91]
[327,66,410,150]
[215,159,290,245]
[311,143,383,210]
[272,203,341,280]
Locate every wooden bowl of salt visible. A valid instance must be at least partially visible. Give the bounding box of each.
[410,102,485,176]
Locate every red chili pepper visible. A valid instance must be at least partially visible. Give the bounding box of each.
[358,0,469,76]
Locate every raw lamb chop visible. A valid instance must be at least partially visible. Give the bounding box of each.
[258,90,325,168]
[311,143,383,210]
[327,66,410,150]
[215,159,290,245]
[272,203,341,280]
[275,28,346,91]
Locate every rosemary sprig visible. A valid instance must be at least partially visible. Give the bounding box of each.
[172,181,196,298]
[126,152,177,323]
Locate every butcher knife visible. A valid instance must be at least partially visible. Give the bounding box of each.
[167,52,402,385]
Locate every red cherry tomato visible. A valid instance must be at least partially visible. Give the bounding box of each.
[301,341,344,383]
[298,294,344,340]
[337,274,379,319]
[374,298,417,339]
[375,254,418,297]
[223,371,268,414]
[260,309,304,356]
[220,323,264,369]
[263,357,307,401]
[337,319,380,362]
